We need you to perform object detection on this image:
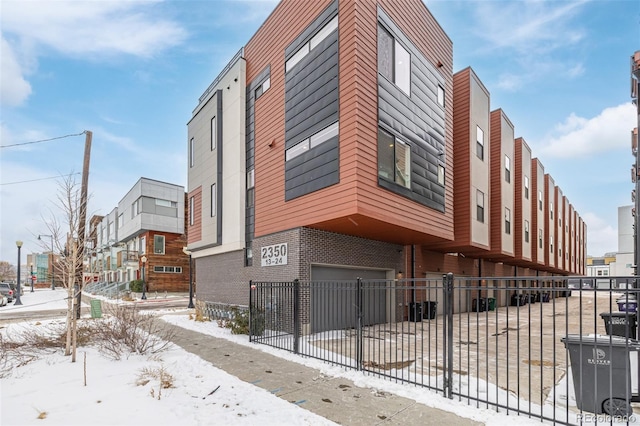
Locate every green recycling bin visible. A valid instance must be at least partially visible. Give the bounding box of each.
[90,299,102,318]
[487,297,496,311]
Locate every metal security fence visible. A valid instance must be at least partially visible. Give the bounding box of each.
[249,275,640,425]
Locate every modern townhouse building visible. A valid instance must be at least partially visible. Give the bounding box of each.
[90,178,189,293]
[186,0,587,318]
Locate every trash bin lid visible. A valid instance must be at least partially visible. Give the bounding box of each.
[600,311,637,318]
[562,334,640,348]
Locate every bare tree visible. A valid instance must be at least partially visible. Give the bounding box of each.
[42,175,87,359]
[0,261,16,282]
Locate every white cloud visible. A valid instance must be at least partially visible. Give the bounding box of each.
[467,0,588,91]
[537,103,637,158]
[0,0,187,106]
[0,36,32,107]
[582,212,618,256]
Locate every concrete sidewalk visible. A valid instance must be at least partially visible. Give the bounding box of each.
[163,322,483,426]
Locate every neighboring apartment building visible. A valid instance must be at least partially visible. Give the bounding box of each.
[186,0,587,322]
[90,178,189,293]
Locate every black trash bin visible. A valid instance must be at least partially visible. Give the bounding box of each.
[472,298,487,312]
[511,293,523,306]
[409,302,422,322]
[600,312,637,338]
[562,334,639,416]
[423,301,437,320]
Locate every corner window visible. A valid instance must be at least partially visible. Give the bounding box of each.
[476,190,485,223]
[505,155,511,183]
[154,235,165,255]
[476,126,484,160]
[378,25,411,96]
[505,207,511,235]
[378,128,411,189]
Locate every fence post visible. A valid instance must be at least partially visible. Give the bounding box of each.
[357,277,363,371]
[249,280,254,343]
[444,272,454,399]
[293,279,300,355]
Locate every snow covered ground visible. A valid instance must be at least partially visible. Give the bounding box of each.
[0,289,635,425]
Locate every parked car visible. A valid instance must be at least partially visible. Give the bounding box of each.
[0,294,6,307]
[0,282,14,303]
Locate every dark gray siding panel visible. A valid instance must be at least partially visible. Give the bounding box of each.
[285,138,339,201]
[285,32,339,146]
[377,8,446,213]
[284,4,339,201]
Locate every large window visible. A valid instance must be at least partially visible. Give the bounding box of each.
[378,25,411,96]
[476,190,485,223]
[378,128,411,189]
[476,126,484,160]
[154,235,165,255]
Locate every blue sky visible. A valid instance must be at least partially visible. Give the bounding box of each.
[1,0,638,263]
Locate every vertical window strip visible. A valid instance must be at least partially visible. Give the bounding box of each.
[476,126,484,160]
[211,183,217,217]
[211,117,217,151]
[189,197,194,226]
[189,138,194,168]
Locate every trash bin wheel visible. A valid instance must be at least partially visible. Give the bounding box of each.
[602,398,633,416]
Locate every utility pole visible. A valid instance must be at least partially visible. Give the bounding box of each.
[632,53,640,279]
[72,130,92,362]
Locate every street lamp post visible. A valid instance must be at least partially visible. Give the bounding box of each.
[38,234,55,290]
[15,241,23,306]
[182,247,195,308]
[141,255,147,300]
[30,263,34,292]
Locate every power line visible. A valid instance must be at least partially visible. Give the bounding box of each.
[0,172,81,186]
[0,131,86,149]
